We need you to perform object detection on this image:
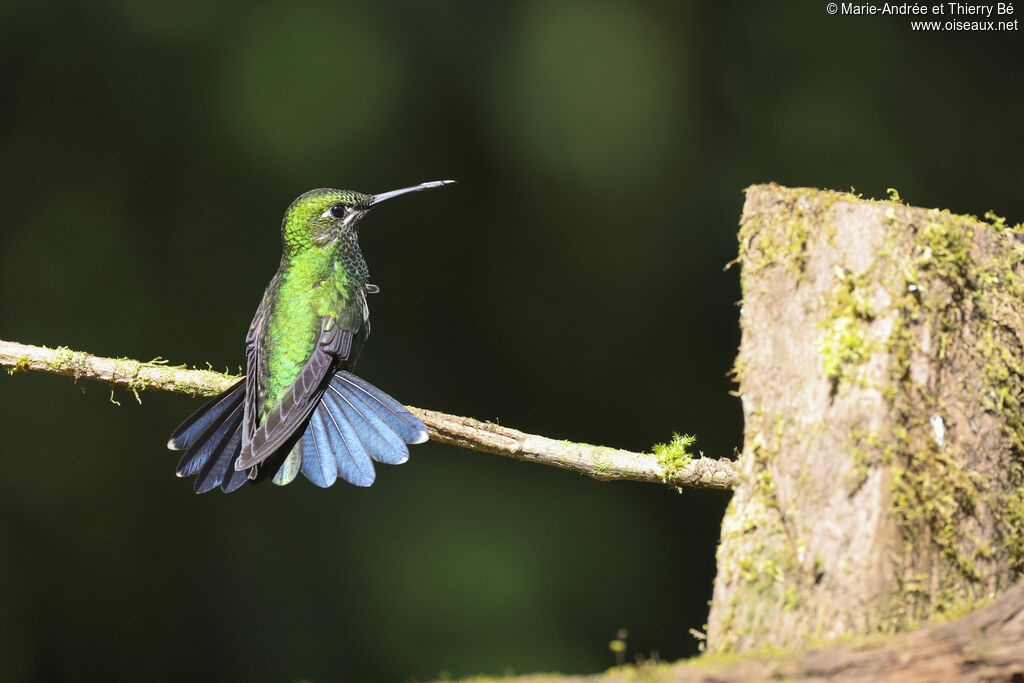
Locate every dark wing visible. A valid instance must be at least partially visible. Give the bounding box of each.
[235,315,352,470]
[344,291,370,371]
[346,319,369,371]
[241,293,265,449]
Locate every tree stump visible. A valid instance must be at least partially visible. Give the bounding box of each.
[707,184,1024,652]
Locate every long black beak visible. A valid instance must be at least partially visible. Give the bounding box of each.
[364,180,456,208]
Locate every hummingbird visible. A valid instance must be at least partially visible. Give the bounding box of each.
[168,180,455,493]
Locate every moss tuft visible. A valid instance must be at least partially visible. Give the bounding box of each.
[652,433,696,484]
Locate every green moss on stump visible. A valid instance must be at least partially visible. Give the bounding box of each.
[720,184,1024,650]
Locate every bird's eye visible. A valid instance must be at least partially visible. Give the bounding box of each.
[325,204,346,220]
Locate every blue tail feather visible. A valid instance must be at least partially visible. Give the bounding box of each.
[175,400,239,478]
[168,381,244,452]
[334,372,428,445]
[300,410,338,488]
[193,404,245,493]
[220,432,250,493]
[176,446,208,478]
[318,389,376,486]
[326,382,409,465]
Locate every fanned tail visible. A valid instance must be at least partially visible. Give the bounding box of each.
[297,371,428,488]
[167,374,427,493]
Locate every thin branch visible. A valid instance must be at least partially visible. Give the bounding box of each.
[0,339,737,490]
[415,409,736,489]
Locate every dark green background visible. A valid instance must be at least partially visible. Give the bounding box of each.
[1,1,1021,681]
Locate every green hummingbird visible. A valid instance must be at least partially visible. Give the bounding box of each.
[168,180,455,493]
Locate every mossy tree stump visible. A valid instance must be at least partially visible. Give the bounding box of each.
[708,184,1024,653]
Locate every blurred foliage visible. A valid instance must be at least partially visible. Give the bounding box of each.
[0,0,1021,681]
[489,1,690,187]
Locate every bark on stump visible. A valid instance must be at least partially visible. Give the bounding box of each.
[707,184,1024,653]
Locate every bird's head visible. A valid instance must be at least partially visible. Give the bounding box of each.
[280,180,455,255]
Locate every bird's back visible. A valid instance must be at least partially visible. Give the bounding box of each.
[257,239,368,419]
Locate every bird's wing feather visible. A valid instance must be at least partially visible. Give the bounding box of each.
[235,316,352,469]
[241,293,267,447]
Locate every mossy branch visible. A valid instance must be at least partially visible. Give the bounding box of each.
[0,339,737,490]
